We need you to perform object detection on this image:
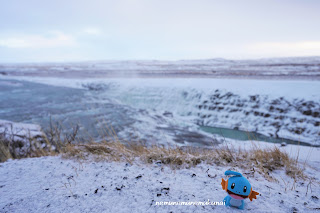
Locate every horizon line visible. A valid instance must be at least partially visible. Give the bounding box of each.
[1,55,320,65]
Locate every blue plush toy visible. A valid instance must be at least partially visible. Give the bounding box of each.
[221,170,259,210]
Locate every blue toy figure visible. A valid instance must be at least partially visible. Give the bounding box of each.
[221,170,259,210]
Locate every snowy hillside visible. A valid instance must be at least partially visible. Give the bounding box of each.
[0,139,319,213]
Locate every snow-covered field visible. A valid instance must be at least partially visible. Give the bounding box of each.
[1,57,320,79]
[0,139,319,213]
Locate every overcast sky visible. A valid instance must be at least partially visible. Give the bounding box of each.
[0,0,319,62]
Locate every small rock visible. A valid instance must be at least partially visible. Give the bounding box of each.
[163,111,173,117]
[291,207,298,212]
[116,185,125,191]
[94,189,98,194]
[136,175,142,179]
[162,188,170,195]
[311,195,319,200]
[155,160,162,166]
[192,174,196,177]
[208,174,217,178]
[281,142,287,147]
[157,194,161,197]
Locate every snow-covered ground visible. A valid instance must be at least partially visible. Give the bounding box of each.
[0,140,319,213]
[1,57,320,79]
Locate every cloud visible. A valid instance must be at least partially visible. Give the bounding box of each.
[83,27,102,36]
[0,31,76,48]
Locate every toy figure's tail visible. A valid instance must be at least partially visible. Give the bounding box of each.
[248,189,259,201]
[221,178,228,191]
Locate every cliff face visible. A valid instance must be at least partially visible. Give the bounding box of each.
[194,90,320,145]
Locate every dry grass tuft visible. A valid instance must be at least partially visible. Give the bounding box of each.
[0,120,78,162]
[0,137,12,162]
[62,140,305,180]
[0,121,306,181]
[0,133,57,163]
[251,146,304,179]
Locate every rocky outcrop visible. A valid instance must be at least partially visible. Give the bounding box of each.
[195,90,320,145]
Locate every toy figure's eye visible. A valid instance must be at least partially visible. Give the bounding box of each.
[243,186,247,193]
[231,183,235,189]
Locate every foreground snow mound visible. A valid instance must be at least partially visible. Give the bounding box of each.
[0,156,319,213]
